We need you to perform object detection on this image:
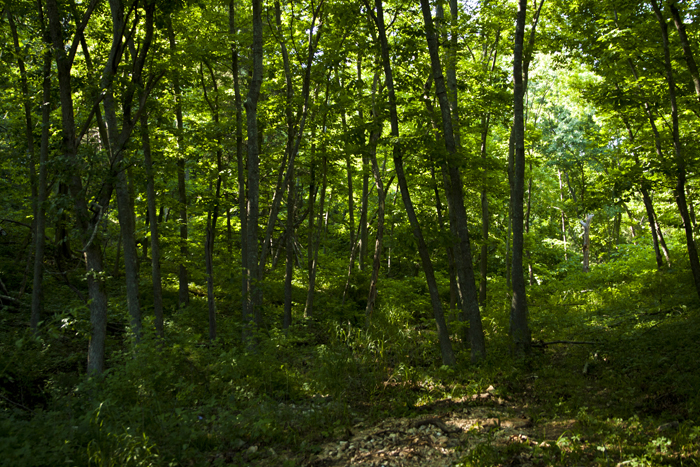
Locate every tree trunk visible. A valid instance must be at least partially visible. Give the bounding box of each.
[651,0,700,301]
[48,0,154,371]
[510,0,532,354]
[167,16,190,310]
[420,0,485,361]
[115,167,142,339]
[479,115,490,304]
[304,157,317,315]
[30,27,52,331]
[283,167,295,330]
[668,1,700,103]
[259,5,323,274]
[47,0,109,373]
[230,0,248,328]
[8,10,40,326]
[641,185,664,270]
[365,71,385,325]
[359,154,370,271]
[141,114,164,336]
[205,175,221,342]
[372,0,455,366]
[305,154,327,318]
[244,0,264,327]
[654,212,672,267]
[200,60,223,342]
[526,161,534,285]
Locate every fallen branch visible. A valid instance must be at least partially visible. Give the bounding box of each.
[536,340,598,347]
[0,393,32,412]
[0,294,28,308]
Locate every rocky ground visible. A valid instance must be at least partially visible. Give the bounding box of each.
[304,387,556,467]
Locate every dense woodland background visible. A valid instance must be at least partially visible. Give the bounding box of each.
[1,0,700,465]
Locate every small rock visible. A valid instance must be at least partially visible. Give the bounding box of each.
[246,445,258,454]
[232,438,246,450]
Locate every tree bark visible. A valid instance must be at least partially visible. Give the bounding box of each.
[510,0,532,353]
[244,0,264,328]
[365,72,385,325]
[229,0,248,328]
[651,0,700,301]
[141,114,164,336]
[115,167,142,339]
[48,0,154,371]
[200,61,223,342]
[359,153,370,271]
[8,12,40,322]
[479,115,490,304]
[371,0,456,366]
[30,10,52,331]
[420,0,485,361]
[167,16,190,310]
[47,0,110,372]
[305,153,327,318]
[668,1,700,103]
[283,166,295,330]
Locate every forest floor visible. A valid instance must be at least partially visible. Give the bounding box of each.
[301,389,544,467]
[3,254,700,466]
[228,330,700,467]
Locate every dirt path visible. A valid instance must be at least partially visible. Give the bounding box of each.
[303,388,573,467]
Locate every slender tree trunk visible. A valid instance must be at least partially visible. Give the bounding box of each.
[304,157,317,315]
[245,0,264,327]
[372,0,455,366]
[344,121,355,251]
[230,0,248,328]
[283,168,295,330]
[668,1,700,103]
[641,185,664,270]
[115,167,142,339]
[365,71,385,324]
[420,0,485,361]
[526,161,534,285]
[479,115,490,304]
[654,211,672,267]
[429,160,457,312]
[510,0,532,353]
[31,30,52,331]
[47,0,110,373]
[359,154,370,271]
[305,154,327,318]
[8,12,40,325]
[259,6,323,273]
[651,0,700,300]
[200,61,223,342]
[167,17,190,310]
[141,114,164,336]
[205,174,221,342]
[557,169,567,259]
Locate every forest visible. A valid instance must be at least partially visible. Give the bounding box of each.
[1,0,700,465]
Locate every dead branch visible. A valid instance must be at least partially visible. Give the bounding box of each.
[535,340,598,347]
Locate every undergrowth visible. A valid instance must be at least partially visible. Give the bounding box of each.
[1,243,699,466]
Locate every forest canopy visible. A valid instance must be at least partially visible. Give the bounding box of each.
[1,0,699,465]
